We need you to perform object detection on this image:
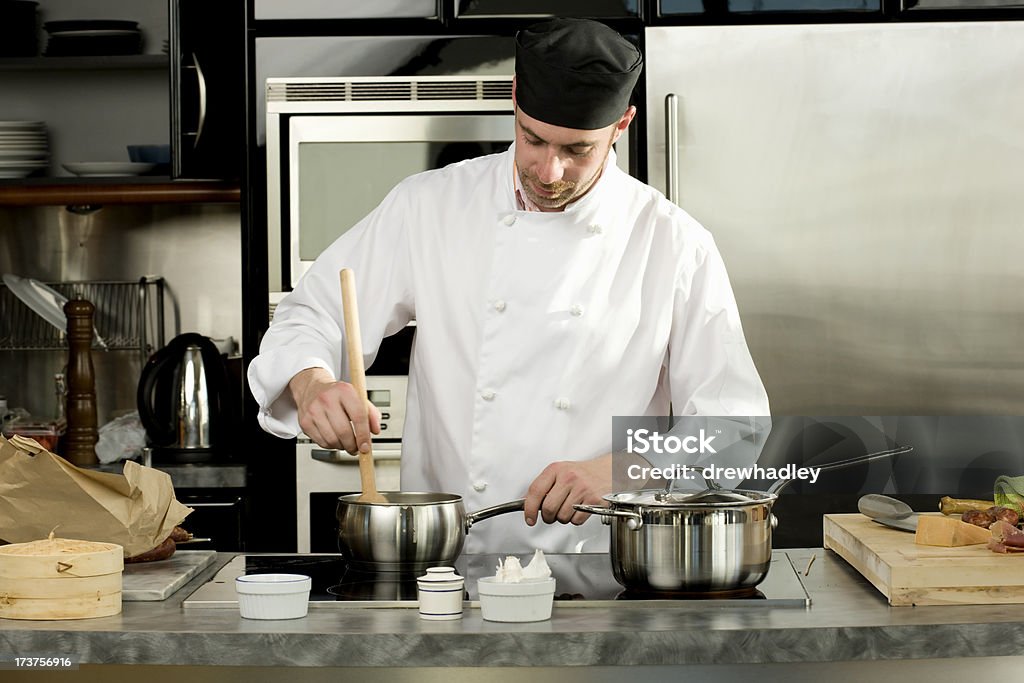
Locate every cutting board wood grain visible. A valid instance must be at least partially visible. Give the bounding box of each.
[823,513,1024,606]
[122,550,216,601]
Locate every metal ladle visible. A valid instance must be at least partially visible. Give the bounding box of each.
[857,493,919,532]
[857,493,915,520]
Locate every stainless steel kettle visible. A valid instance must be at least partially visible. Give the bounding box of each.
[175,343,212,448]
[137,333,230,461]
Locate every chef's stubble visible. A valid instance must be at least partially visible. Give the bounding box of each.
[520,131,615,210]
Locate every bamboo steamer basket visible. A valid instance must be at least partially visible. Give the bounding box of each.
[0,534,123,620]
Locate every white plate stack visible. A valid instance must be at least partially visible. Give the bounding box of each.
[0,121,49,179]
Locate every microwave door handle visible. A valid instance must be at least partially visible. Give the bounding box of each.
[184,52,207,149]
[665,93,679,205]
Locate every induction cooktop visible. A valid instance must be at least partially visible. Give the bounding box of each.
[182,551,810,609]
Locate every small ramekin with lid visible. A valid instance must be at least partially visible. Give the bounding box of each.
[416,566,465,620]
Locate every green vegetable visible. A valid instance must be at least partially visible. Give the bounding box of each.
[993,475,1024,515]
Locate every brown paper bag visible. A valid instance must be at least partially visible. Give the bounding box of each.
[0,434,192,557]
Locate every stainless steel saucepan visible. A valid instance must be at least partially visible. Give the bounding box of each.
[574,445,913,593]
[336,493,524,572]
[335,269,526,571]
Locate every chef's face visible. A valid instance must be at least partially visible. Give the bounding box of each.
[513,105,635,211]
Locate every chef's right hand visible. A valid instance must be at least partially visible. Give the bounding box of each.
[289,367,381,454]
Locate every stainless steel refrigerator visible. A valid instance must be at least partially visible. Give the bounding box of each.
[645,21,1024,418]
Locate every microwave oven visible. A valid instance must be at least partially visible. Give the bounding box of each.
[265,75,516,296]
[264,74,630,296]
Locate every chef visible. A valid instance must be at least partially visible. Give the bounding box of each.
[248,17,770,554]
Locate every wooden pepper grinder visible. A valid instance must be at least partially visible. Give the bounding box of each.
[64,299,98,465]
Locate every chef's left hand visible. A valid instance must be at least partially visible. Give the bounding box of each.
[524,453,612,526]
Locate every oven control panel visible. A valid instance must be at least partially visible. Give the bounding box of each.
[364,375,407,440]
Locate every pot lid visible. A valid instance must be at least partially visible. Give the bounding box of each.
[604,488,777,507]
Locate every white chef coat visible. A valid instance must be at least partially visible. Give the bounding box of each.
[248,144,770,555]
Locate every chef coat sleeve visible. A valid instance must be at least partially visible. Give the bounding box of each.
[247,181,416,438]
[667,229,770,418]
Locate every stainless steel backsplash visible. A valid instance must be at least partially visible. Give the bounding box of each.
[0,203,241,424]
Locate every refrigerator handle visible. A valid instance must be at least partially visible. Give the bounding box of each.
[665,94,679,204]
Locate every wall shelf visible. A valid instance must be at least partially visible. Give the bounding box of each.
[0,177,240,206]
[0,55,169,71]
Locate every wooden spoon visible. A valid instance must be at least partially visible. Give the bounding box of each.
[339,268,386,504]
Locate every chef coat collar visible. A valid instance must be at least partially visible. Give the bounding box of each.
[507,142,617,216]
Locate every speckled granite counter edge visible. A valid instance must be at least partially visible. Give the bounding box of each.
[0,622,1017,667]
[1,550,1022,668]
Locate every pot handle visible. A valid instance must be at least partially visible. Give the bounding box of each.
[573,504,643,530]
[766,444,915,495]
[465,498,526,531]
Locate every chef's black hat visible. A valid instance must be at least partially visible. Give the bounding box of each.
[515,17,643,130]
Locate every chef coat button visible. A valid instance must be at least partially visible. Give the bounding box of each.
[472,481,487,492]
[588,223,603,235]
[554,397,571,410]
[481,389,496,401]
[570,304,584,317]
[502,214,517,226]
[493,300,507,312]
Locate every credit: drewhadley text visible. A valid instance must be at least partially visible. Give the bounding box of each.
[623,428,821,485]
[626,463,821,484]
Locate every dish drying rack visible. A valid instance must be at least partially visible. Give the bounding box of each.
[0,277,167,359]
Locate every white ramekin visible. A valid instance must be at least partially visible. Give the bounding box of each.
[477,576,556,622]
[235,573,312,620]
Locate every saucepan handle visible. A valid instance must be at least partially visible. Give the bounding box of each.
[766,444,915,495]
[573,504,643,530]
[465,498,526,531]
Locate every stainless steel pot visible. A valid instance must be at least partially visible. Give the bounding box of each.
[576,490,777,593]
[575,444,914,593]
[336,492,524,571]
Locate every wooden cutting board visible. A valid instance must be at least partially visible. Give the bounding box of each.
[823,513,1024,606]
[122,550,216,601]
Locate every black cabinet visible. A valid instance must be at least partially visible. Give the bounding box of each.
[170,0,244,180]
